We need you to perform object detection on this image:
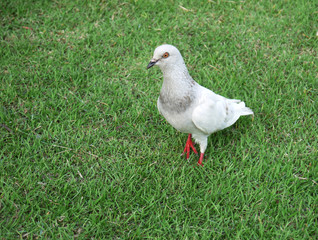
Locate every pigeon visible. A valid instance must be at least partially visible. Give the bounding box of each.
[147,44,253,166]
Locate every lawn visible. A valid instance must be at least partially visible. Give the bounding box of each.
[1,0,317,238]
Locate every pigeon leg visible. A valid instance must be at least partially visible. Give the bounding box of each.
[181,134,198,159]
[197,153,204,166]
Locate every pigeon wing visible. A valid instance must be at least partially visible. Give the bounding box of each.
[192,88,253,135]
[192,98,227,135]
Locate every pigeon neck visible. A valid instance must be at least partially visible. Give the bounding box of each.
[159,63,197,113]
[160,63,197,105]
[161,63,192,87]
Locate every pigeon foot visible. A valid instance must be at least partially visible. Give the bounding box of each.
[181,134,198,159]
[197,153,204,166]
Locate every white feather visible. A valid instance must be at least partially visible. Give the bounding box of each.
[149,44,253,156]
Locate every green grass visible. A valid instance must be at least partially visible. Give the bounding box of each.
[1,0,317,238]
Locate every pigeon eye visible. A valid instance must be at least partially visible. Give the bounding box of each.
[163,52,169,58]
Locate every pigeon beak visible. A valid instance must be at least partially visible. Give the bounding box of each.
[147,59,158,69]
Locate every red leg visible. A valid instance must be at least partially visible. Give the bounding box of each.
[181,134,198,159]
[197,153,204,166]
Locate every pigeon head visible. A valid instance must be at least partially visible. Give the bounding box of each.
[147,44,184,71]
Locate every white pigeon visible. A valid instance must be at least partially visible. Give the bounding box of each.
[147,44,253,166]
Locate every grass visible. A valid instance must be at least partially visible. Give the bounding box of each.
[0,0,317,238]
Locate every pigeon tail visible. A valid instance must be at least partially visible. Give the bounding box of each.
[240,107,254,116]
[224,100,254,128]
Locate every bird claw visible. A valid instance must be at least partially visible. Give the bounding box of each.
[182,134,198,159]
[197,153,205,166]
[181,134,205,166]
